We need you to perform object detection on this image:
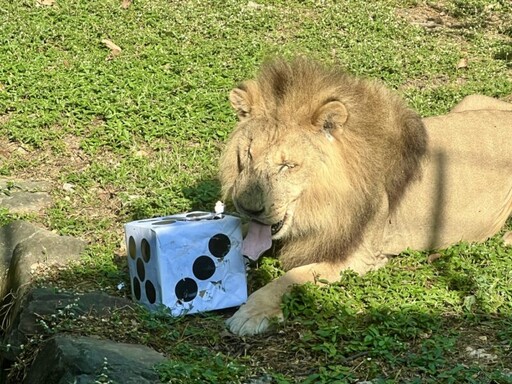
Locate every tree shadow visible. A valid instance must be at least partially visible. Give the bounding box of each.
[123,178,223,222]
[271,272,512,382]
[181,177,222,212]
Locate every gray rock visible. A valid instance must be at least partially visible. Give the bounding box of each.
[0,221,86,332]
[0,182,166,384]
[0,179,52,214]
[3,287,134,362]
[24,334,165,384]
[0,179,52,192]
[0,221,86,294]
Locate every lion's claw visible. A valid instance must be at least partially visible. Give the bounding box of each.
[226,302,284,336]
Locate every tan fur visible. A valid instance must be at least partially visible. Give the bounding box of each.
[220,59,512,336]
[220,58,427,270]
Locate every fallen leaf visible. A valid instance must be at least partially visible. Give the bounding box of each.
[121,0,132,9]
[465,346,497,362]
[456,58,468,69]
[246,1,263,9]
[427,253,441,263]
[101,39,122,56]
[62,183,75,193]
[36,0,55,6]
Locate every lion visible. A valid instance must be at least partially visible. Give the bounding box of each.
[219,57,512,336]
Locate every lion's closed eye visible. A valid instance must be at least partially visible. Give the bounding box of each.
[236,142,253,172]
[278,163,295,173]
[236,148,244,172]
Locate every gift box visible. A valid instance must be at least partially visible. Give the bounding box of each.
[124,211,247,316]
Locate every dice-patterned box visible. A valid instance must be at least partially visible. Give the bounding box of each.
[124,212,247,316]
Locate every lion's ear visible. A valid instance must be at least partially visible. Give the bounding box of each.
[314,100,348,134]
[229,80,259,120]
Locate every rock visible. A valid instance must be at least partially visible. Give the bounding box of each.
[24,334,165,384]
[0,191,52,214]
[0,179,52,214]
[3,287,134,362]
[0,179,52,193]
[0,221,86,330]
[0,180,166,384]
[0,220,86,294]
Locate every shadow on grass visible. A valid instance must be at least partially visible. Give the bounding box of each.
[122,178,222,222]
[181,177,222,212]
[271,280,512,383]
[147,281,512,384]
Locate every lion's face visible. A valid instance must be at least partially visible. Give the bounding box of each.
[226,122,318,239]
[220,59,426,268]
[220,77,350,241]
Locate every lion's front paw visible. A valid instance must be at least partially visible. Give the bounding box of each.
[226,294,284,336]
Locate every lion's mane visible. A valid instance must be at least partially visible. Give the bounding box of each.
[220,58,427,269]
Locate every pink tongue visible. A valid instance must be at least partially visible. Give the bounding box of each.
[242,221,272,261]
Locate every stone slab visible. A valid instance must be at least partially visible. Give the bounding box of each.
[3,287,133,362]
[24,334,165,384]
[0,179,52,214]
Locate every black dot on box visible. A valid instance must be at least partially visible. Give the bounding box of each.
[136,258,145,281]
[145,280,156,304]
[193,256,216,280]
[175,278,198,302]
[133,277,141,301]
[209,233,231,258]
[128,236,136,260]
[141,238,151,262]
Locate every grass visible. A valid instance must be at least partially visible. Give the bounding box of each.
[0,0,511,382]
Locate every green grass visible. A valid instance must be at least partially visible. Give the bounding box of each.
[1,0,511,382]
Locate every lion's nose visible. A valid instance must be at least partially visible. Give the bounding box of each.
[237,203,265,217]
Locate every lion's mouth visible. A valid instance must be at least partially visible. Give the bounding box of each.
[271,219,284,235]
[242,214,288,261]
[271,213,288,235]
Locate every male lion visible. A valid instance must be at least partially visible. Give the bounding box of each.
[219,57,512,336]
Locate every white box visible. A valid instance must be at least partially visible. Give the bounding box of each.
[124,211,247,316]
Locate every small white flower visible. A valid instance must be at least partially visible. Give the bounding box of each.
[214,201,225,214]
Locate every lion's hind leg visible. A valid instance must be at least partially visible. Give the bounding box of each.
[450,95,512,113]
